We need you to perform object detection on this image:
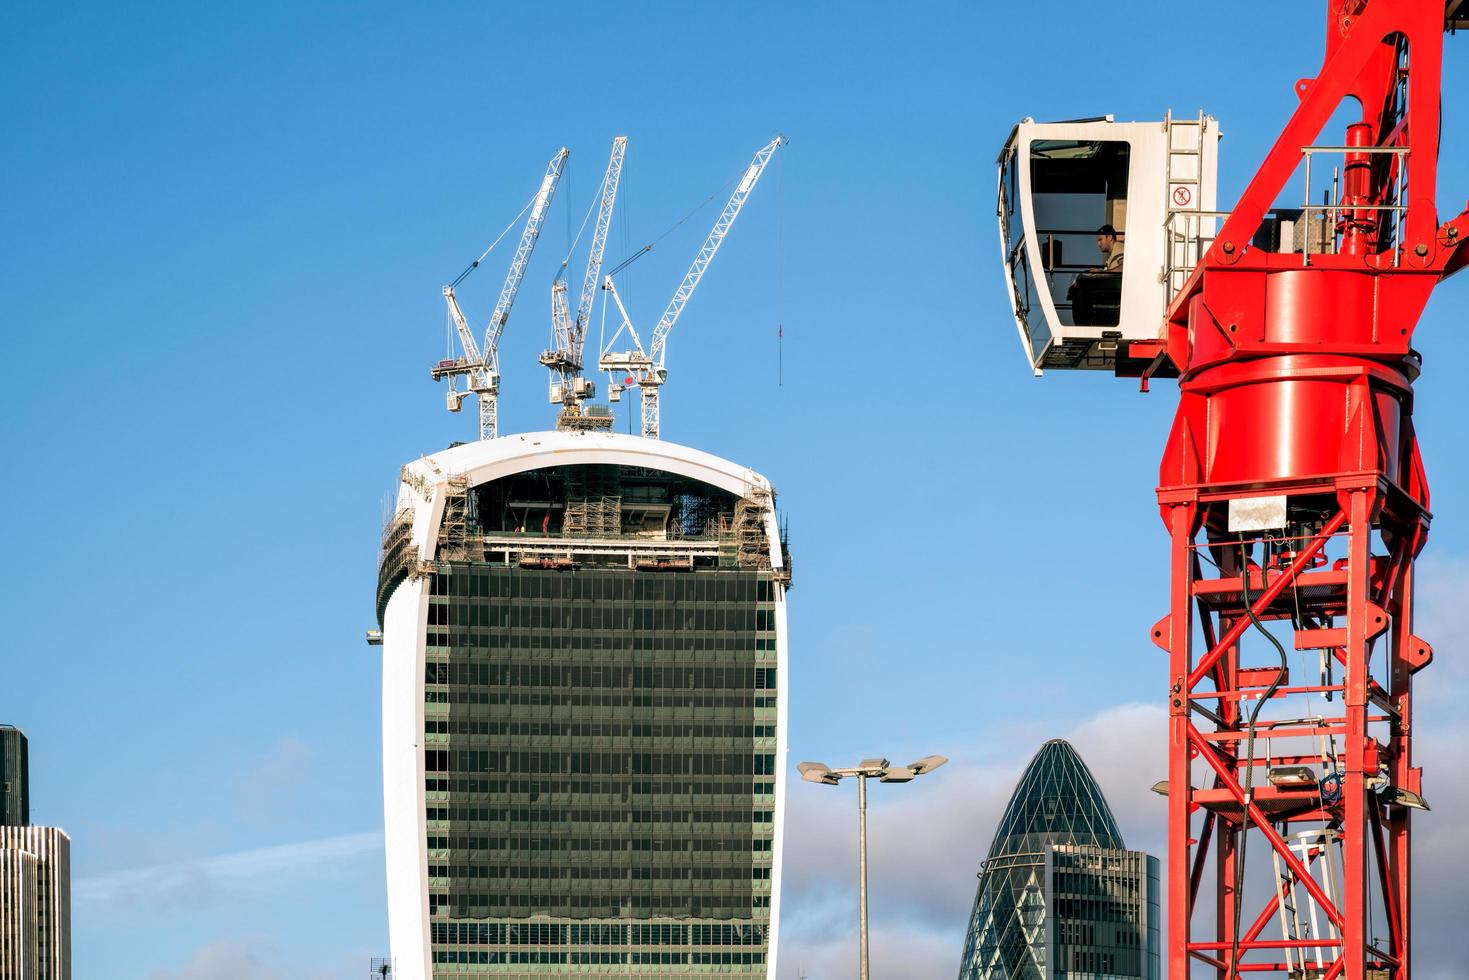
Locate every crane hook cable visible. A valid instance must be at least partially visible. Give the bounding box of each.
[605,171,740,280]
[552,181,602,285]
[449,188,541,290]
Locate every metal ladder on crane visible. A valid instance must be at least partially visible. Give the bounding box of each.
[1163,110,1211,297]
[1269,829,1342,980]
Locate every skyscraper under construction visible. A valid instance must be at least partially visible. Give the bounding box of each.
[374,432,791,979]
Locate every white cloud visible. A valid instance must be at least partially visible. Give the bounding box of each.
[75,831,383,910]
[779,922,958,980]
[145,936,355,980]
[1414,553,1469,709]
[1398,552,1469,976]
[778,703,1166,979]
[777,551,1469,978]
[147,938,280,980]
[235,736,316,826]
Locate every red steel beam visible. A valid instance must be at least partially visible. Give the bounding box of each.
[1187,724,1345,930]
[1188,512,1346,689]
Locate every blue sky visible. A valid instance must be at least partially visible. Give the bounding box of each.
[4,3,1469,977]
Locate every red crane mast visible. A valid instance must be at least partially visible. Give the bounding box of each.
[1152,3,1468,976]
[1002,2,1469,976]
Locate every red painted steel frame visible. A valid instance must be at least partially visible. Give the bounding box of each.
[1148,2,1469,977]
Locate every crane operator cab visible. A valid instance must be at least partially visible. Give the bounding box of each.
[998,113,1220,374]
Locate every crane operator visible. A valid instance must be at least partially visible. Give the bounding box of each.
[1092,224,1124,271]
[1067,224,1124,325]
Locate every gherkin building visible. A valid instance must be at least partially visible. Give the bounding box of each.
[957,739,1158,980]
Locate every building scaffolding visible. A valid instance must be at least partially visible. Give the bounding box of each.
[733,487,774,571]
[562,466,622,538]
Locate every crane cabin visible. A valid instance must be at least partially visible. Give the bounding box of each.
[999,114,1220,374]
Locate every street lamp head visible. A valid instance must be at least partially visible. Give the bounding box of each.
[1384,785,1430,811]
[907,755,949,775]
[858,758,889,771]
[879,767,915,783]
[797,761,841,785]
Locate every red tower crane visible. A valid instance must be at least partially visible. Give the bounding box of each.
[999,2,1469,977]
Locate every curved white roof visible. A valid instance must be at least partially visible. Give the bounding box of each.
[394,430,781,568]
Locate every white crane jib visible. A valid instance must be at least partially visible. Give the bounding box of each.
[543,137,627,422]
[599,134,785,439]
[434,146,569,440]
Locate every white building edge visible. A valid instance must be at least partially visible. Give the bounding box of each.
[378,430,791,979]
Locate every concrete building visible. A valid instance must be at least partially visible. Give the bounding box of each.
[0,826,71,980]
[1,725,27,826]
[374,432,790,978]
[957,739,1158,980]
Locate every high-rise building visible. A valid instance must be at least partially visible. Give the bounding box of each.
[1,845,39,977]
[374,432,790,979]
[0,826,71,980]
[1,725,27,826]
[957,739,1158,980]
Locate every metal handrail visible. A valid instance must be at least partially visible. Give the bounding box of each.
[1302,143,1409,266]
[1164,143,1411,289]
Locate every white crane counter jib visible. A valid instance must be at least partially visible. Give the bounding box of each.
[998,114,1220,374]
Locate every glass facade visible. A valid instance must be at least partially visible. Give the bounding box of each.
[408,463,781,976]
[957,740,1158,980]
[0,726,27,827]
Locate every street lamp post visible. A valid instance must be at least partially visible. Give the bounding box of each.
[796,755,948,980]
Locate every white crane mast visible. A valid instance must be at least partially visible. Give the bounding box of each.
[542,137,626,424]
[599,134,785,439]
[434,146,569,439]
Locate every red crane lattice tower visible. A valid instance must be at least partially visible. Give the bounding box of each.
[1143,2,1469,976]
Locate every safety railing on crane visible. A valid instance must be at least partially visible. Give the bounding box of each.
[1164,143,1410,293]
[1301,143,1410,266]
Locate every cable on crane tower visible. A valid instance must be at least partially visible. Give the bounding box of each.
[605,171,742,279]
[449,188,541,289]
[1229,532,1294,980]
[551,180,604,292]
[776,145,784,387]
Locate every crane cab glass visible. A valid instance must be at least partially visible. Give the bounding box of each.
[999,115,1220,373]
[1028,139,1130,329]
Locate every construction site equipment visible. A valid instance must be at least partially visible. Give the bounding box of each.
[599,135,786,439]
[562,465,622,538]
[997,114,1221,373]
[436,476,472,561]
[733,485,774,571]
[543,137,627,429]
[999,3,1469,977]
[433,147,569,439]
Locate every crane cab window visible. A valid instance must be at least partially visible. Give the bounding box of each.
[1028,139,1130,328]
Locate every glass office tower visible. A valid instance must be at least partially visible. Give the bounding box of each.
[957,739,1159,980]
[1,725,27,827]
[375,433,790,979]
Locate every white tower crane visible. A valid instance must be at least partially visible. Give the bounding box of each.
[599,134,785,439]
[433,146,569,439]
[541,136,627,429]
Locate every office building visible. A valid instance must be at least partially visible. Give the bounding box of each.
[0,826,71,980]
[374,432,790,978]
[957,739,1158,979]
[1,725,27,826]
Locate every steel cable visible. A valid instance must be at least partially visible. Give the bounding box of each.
[1229,532,1293,978]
